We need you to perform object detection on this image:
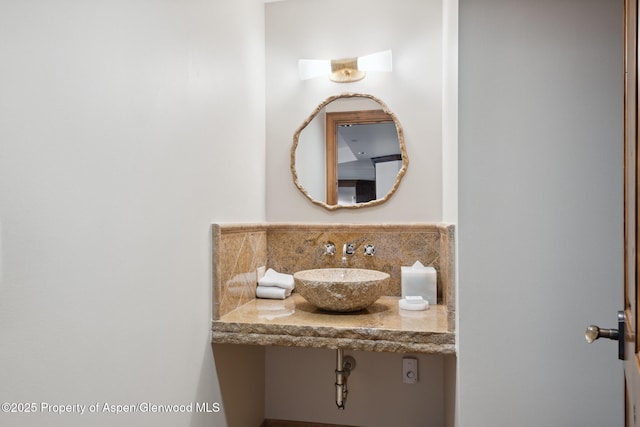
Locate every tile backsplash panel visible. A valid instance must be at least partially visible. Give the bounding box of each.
[213,223,455,323]
[212,224,267,319]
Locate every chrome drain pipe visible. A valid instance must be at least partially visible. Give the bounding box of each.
[335,349,356,410]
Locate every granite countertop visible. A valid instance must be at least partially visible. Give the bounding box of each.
[211,295,455,354]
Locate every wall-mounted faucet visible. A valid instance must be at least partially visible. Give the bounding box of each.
[325,241,377,265]
[342,243,355,266]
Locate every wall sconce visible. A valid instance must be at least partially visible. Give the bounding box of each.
[298,50,392,83]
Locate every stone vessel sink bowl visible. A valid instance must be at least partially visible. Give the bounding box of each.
[293,268,390,312]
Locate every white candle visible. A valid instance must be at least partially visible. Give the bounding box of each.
[401,261,437,305]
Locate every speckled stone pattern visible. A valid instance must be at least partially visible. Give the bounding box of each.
[293,268,390,312]
[266,224,447,299]
[212,295,455,354]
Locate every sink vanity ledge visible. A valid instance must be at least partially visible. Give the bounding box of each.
[211,295,455,354]
[211,222,456,355]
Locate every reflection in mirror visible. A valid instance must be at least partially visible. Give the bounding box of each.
[291,93,408,210]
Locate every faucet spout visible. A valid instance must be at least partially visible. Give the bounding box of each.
[342,244,347,266]
[342,243,355,267]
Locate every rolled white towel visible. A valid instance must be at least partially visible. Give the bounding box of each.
[256,285,292,300]
[257,268,295,291]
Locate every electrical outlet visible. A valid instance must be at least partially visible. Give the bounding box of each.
[402,357,418,384]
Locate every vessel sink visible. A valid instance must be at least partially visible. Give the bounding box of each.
[293,268,390,312]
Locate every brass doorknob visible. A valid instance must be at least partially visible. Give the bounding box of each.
[585,325,619,343]
[585,311,625,360]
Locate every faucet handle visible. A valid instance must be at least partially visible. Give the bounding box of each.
[324,242,336,256]
[344,243,355,256]
[363,244,376,256]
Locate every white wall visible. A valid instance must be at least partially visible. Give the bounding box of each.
[266,348,447,427]
[0,1,265,426]
[266,0,444,222]
[458,0,623,426]
[2,1,620,426]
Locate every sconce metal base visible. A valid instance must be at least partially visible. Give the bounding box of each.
[330,58,365,83]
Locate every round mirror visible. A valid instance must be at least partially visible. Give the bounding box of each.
[291,93,408,210]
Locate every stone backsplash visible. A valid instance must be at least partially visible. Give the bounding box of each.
[213,223,455,322]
